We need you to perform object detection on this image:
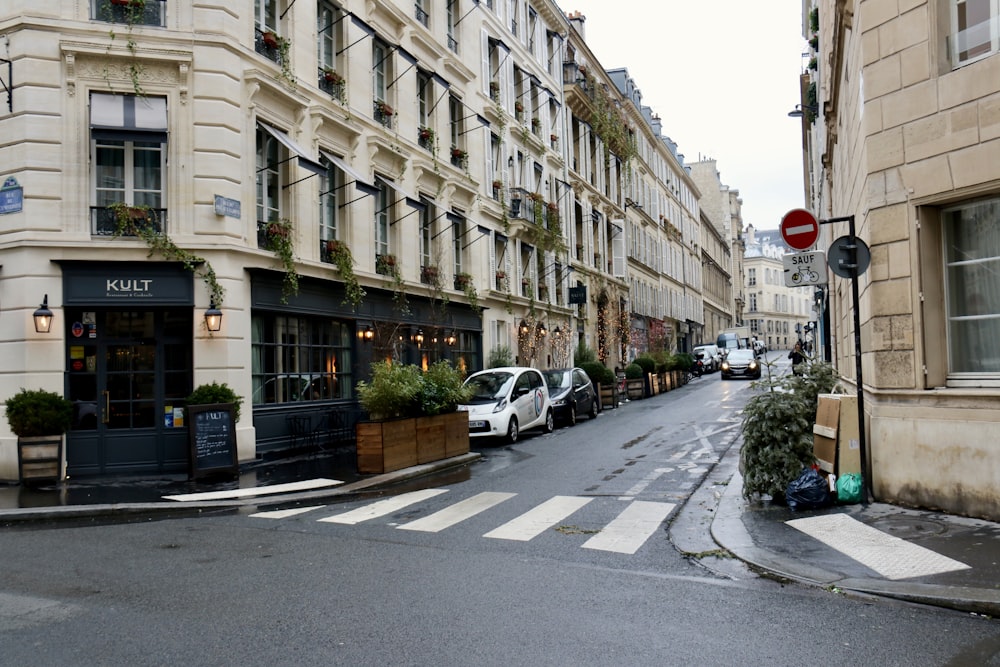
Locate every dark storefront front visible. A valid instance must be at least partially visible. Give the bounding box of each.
[249,270,483,455]
[60,262,195,476]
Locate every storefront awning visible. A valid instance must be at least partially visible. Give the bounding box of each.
[259,123,326,175]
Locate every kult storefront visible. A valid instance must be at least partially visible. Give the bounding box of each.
[60,262,195,476]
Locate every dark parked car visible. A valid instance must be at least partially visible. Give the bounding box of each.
[543,367,598,426]
[720,349,761,380]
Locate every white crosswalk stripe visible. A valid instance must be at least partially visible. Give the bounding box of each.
[483,495,593,541]
[399,492,516,533]
[252,488,679,556]
[786,513,971,580]
[582,500,676,554]
[318,488,448,525]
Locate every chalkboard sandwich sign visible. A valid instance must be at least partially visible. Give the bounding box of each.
[187,403,238,479]
[184,382,243,480]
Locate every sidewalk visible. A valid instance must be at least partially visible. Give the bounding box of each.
[3,428,1000,617]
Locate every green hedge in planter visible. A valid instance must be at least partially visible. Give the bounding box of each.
[186,381,244,423]
[624,363,644,379]
[580,361,614,387]
[5,389,73,437]
[633,355,656,375]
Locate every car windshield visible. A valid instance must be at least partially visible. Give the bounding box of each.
[727,350,755,363]
[543,370,571,390]
[464,372,515,403]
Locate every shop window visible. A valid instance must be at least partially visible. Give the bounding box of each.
[251,315,354,405]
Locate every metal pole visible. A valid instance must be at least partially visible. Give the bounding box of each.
[819,215,869,505]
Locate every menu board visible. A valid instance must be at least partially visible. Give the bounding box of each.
[187,403,238,479]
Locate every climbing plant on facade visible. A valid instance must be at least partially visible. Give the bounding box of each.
[110,202,225,307]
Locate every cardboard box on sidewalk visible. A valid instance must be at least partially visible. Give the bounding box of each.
[813,394,861,475]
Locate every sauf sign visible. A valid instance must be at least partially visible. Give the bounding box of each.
[782,251,828,287]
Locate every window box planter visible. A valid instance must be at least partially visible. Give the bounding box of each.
[450,147,468,168]
[374,100,394,126]
[262,30,281,49]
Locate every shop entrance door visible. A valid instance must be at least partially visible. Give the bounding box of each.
[65,309,192,476]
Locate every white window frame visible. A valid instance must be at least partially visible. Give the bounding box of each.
[951,0,1000,66]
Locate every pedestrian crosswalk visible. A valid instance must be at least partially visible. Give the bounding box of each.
[250,489,677,555]
[786,513,971,580]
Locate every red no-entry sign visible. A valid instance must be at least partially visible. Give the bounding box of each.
[780,209,819,250]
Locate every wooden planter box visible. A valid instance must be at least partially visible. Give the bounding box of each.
[441,410,470,458]
[358,412,469,473]
[598,382,617,410]
[657,373,668,392]
[626,378,645,400]
[357,418,417,474]
[18,435,64,483]
[650,373,660,395]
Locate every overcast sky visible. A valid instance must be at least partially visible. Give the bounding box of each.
[558,1,808,230]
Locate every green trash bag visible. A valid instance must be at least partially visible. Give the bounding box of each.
[837,473,863,504]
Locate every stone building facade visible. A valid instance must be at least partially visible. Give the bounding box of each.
[802,0,1000,519]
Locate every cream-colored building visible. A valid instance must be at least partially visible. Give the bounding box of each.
[0,1,721,482]
[800,0,1000,519]
[743,227,815,352]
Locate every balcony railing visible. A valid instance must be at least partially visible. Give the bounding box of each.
[255,29,286,65]
[414,4,429,27]
[94,0,166,27]
[92,206,166,236]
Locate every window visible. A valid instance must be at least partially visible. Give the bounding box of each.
[374,178,391,267]
[417,70,433,150]
[256,125,282,247]
[943,197,1000,374]
[317,1,344,94]
[251,315,354,405]
[318,157,341,263]
[447,0,458,52]
[453,216,465,279]
[415,0,429,27]
[420,197,434,276]
[951,0,999,66]
[91,93,166,235]
[449,95,466,167]
[373,39,393,126]
[94,0,165,27]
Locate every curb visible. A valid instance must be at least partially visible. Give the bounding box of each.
[711,470,1000,616]
[0,453,481,525]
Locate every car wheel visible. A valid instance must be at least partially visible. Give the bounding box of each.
[568,402,578,426]
[505,416,519,444]
[588,397,599,419]
[543,409,555,434]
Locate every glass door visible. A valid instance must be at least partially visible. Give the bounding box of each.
[65,309,192,476]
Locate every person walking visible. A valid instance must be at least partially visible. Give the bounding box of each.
[789,341,809,375]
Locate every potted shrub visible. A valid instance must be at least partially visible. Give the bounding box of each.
[624,363,645,399]
[185,381,243,423]
[415,361,473,462]
[5,388,73,483]
[580,361,615,411]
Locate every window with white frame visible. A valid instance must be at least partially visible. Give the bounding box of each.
[943,197,1000,374]
[374,178,391,267]
[318,157,341,261]
[317,2,344,85]
[91,92,166,236]
[446,0,458,53]
[951,0,999,66]
[256,126,281,244]
[373,38,393,124]
[420,197,434,273]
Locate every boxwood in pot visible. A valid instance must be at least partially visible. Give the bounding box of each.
[5,388,73,437]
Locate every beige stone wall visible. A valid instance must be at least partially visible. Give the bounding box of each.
[818,1,1000,519]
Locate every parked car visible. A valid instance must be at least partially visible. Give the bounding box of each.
[692,344,722,372]
[543,367,598,426]
[459,367,554,443]
[720,349,761,380]
[752,339,767,355]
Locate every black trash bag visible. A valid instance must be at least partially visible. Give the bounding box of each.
[785,468,834,511]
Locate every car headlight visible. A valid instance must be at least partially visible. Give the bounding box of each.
[552,397,566,406]
[492,398,508,413]
[721,362,729,371]
[749,361,758,369]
